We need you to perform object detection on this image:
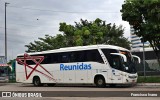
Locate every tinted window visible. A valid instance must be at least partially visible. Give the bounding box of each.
[71,51,85,62]
[85,50,103,63]
[59,52,71,63]
[102,49,118,64]
[69,49,103,63]
[110,55,125,70]
[102,49,120,68]
[17,49,103,65]
[26,60,35,65]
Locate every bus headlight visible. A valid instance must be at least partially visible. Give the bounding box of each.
[128,75,137,78]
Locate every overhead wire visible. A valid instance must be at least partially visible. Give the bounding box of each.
[8,5,120,14]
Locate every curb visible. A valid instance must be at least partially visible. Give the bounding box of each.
[0,83,7,86]
[1,83,160,87]
[137,83,160,86]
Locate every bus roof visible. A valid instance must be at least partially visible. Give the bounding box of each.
[18,45,129,56]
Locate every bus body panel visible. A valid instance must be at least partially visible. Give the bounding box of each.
[16,62,109,84]
[16,45,138,86]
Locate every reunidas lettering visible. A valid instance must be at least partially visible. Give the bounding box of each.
[60,63,91,71]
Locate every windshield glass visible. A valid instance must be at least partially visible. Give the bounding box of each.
[120,51,137,73]
[102,49,136,73]
[120,51,132,63]
[110,54,125,71]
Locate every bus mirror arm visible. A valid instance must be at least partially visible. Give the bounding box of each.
[132,55,141,63]
[110,53,127,62]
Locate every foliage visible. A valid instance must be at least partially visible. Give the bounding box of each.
[25,34,67,52]
[121,0,160,65]
[138,76,160,83]
[59,18,130,48]
[25,18,131,52]
[7,59,15,65]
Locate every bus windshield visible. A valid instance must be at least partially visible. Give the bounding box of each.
[102,49,136,73]
[120,51,137,73]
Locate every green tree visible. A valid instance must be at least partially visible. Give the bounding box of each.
[25,34,67,52]
[25,18,130,52]
[59,18,130,49]
[121,0,160,65]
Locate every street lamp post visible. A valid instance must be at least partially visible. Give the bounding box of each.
[142,38,146,78]
[5,2,9,62]
[141,14,146,78]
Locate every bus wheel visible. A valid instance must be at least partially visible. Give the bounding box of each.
[47,83,56,87]
[95,76,106,88]
[33,77,42,86]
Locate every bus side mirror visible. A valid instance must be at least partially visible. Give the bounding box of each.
[110,53,127,62]
[132,55,141,63]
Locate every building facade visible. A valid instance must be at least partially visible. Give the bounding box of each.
[130,26,150,49]
[130,26,160,75]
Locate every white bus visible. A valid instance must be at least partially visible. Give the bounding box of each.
[16,45,140,87]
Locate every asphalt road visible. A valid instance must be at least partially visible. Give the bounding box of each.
[0,83,160,100]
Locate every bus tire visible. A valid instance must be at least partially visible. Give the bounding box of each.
[95,76,106,88]
[33,77,42,86]
[47,83,56,87]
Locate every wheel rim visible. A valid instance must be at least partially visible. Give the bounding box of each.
[34,79,40,86]
[98,79,103,85]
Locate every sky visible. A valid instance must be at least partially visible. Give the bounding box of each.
[0,0,130,61]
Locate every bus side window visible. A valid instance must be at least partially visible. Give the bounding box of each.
[111,55,121,70]
[47,54,52,64]
[26,60,35,65]
[41,54,49,64]
[36,54,53,64]
[71,51,85,62]
[51,53,59,63]
[102,49,118,66]
[94,50,104,63]
[70,52,76,62]
[86,50,104,63]
[61,52,70,63]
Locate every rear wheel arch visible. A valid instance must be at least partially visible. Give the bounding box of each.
[33,76,42,86]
